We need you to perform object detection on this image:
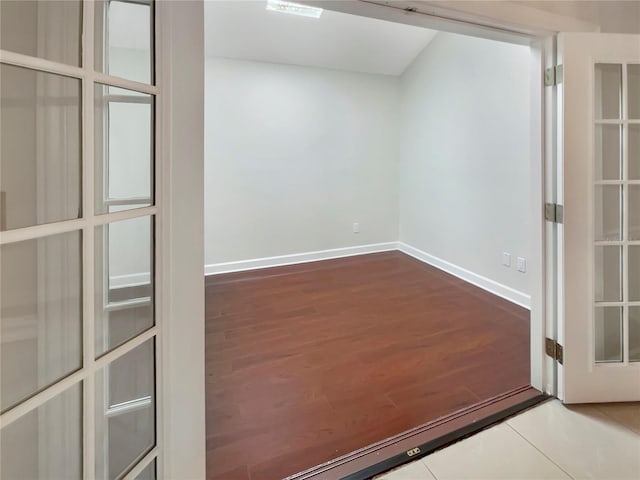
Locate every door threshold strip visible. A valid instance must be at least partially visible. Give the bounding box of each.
[286,385,548,480]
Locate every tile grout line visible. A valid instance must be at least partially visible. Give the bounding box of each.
[420,458,439,480]
[505,420,576,479]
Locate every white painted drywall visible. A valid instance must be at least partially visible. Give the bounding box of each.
[204,58,400,265]
[398,32,531,294]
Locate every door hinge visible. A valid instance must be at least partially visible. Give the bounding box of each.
[545,337,564,364]
[545,64,563,86]
[545,203,564,224]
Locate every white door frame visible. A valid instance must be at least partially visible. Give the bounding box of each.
[298,0,560,397]
[157,2,205,479]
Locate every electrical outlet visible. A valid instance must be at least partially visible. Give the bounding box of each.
[517,257,526,273]
[502,252,511,267]
[353,222,360,234]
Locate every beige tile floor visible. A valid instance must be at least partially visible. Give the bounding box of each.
[376,400,640,480]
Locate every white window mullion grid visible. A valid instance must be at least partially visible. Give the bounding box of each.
[595,119,640,124]
[152,2,166,478]
[593,61,636,367]
[0,206,158,245]
[83,0,97,477]
[622,63,630,365]
[0,51,158,96]
[0,326,157,428]
[0,0,163,477]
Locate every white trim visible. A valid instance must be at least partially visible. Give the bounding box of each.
[0,205,158,245]
[529,38,547,395]
[204,242,398,275]
[105,395,152,417]
[104,297,152,313]
[0,50,159,96]
[302,0,598,44]
[160,2,206,478]
[109,272,151,289]
[397,242,532,310]
[121,447,158,480]
[205,241,531,310]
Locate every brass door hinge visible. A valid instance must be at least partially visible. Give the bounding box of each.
[545,203,564,224]
[545,337,564,364]
[545,65,563,86]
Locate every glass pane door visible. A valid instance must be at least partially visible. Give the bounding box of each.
[593,62,640,364]
[0,1,160,477]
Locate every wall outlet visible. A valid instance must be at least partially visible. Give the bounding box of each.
[353,222,360,234]
[517,257,526,273]
[502,252,511,267]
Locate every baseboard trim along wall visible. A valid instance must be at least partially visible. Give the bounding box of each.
[204,242,531,309]
[109,273,152,289]
[204,242,398,275]
[397,242,531,309]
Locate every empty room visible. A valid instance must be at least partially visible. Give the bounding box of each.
[204,2,535,479]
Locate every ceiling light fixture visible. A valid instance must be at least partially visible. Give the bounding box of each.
[266,0,323,19]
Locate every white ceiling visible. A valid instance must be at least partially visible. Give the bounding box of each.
[205,1,438,76]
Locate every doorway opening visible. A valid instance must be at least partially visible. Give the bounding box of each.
[204,2,544,479]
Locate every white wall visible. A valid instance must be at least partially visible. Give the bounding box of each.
[205,58,400,266]
[398,32,531,295]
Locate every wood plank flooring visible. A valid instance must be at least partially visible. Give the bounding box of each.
[205,251,530,480]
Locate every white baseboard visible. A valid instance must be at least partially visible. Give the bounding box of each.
[109,273,151,289]
[204,241,530,309]
[397,242,531,309]
[204,242,398,275]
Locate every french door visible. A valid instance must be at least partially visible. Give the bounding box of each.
[559,33,640,402]
[1,1,160,478]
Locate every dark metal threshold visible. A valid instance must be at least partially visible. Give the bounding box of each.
[286,386,549,480]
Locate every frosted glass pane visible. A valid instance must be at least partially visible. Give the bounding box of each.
[1,383,82,480]
[95,0,154,84]
[629,64,640,120]
[136,460,156,480]
[631,125,640,180]
[595,246,622,302]
[0,1,82,66]
[630,246,640,302]
[1,64,81,231]
[95,216,154,356]
[595,64,622,120]
[594,307,623,363]
[94,84,154,214]
[594,185,621,241]
[1,231,82,411]
[630,186,640,241]
[630,307,640,362]
[595,124,621,180]
[96,339,155,480]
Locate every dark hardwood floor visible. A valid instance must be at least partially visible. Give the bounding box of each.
[205,251,530,480]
